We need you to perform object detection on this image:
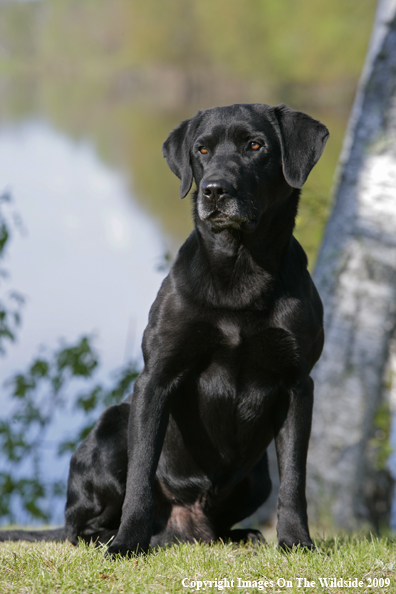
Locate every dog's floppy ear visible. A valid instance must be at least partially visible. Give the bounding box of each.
[273,104,329,188]
[162,117,195,199]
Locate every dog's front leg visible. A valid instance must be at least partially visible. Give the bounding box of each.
[106,371,174,557]
[274,377,314,550]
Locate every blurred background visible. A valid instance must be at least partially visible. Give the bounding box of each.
[0,0,377,525]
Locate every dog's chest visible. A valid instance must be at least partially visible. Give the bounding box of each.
[196,318,301,398]
[216,316,299,371]
[184,320,300,469]
[165,317,302,478]
[217,318,241,348]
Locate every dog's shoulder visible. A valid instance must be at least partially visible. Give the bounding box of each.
[269,237,324,367]
[147,232,200,322]
[277,237,320,301]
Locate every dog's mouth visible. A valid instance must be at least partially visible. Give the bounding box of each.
[205,211,243,230]
[204,210,256,232]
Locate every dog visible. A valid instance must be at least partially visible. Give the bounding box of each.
[0,103,328,554]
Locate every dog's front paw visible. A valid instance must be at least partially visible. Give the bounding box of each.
[106,537,149,558]
[222,528,266,546]
[277,534,314,551]
[277,520,314,550]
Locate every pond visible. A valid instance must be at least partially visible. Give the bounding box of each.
[0,121,173,522]
[0,121,167,379]
[0,0,381,525]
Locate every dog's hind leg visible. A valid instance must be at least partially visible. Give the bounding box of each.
[0,402,130,546]
[64,402,129,545]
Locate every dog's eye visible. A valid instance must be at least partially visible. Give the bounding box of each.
[199,147,208,155]
[250,142,261,151]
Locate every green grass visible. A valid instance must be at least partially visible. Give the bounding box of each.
[0,535,395,593]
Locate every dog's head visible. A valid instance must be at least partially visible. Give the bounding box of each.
[162,104,329,233]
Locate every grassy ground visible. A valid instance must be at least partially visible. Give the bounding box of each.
[0,534,395,594]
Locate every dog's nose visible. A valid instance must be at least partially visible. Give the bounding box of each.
[201,179,232,200]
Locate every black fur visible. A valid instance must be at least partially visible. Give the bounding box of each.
[0,103,328,554]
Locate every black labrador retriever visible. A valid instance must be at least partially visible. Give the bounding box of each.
[0,103,328,554]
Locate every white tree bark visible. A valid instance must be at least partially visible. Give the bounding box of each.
[307,0,396,529]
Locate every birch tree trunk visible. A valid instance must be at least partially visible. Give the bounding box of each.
[307,0,396,530]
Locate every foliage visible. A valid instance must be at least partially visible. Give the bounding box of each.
[0,0,376,254]
[0,193,139,524]
[0,536,395,594]
[0,0,380,525]
[0,0,375,87]
[0,191,24,356]
[0,195,139,524]
[370,401,393,472]
[0,336,139,523]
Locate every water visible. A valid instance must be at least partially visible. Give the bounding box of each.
[0,120,167,376]
[0,121,170,522]
[0,0,392,530]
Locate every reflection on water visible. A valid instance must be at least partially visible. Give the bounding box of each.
[0,0,374,266]
[1,0,389,527]
[0,121,171,523]
[0,121,167,383]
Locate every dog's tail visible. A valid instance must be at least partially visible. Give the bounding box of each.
[0,527,67,542]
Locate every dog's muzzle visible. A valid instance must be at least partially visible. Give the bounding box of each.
[199,178,256,231]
